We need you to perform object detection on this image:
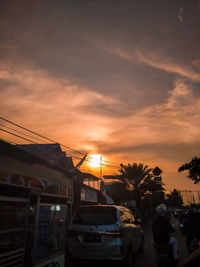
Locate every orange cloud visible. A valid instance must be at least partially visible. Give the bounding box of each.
[93,42,200,82]
[0,64,117,149]
[1,63,200,190]
[89,78,200,187]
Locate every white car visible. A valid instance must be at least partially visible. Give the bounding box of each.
[66,205,144,266]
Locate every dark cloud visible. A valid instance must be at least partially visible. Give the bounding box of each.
[0,79,19,89]
[1,0,199,102]
[78,102,132,118]
[93,141,200,162]
[1,0,200,190]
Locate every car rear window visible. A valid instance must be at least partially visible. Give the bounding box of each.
[73,206,117,225]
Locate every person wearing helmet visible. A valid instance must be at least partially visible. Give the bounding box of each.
[152,204,178,261]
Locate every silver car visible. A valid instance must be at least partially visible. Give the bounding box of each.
[66,205,144,266]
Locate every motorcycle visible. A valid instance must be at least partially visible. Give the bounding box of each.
[154,243,177,267]
[189,237,200,253]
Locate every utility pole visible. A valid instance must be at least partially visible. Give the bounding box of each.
[100,156,102,178]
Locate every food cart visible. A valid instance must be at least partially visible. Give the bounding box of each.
[0,140,73,267]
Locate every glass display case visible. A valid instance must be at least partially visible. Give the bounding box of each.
[35,205,67,261]
[0,201,28,266]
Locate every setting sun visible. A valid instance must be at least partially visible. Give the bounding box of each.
[88,154,104,168]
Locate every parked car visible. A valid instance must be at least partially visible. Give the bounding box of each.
[66,205,144,266]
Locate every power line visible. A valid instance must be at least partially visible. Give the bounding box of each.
[88,156,119,167]
[100,159,119,165]
[87,156,119,167]
[0,116,85,155]
[0,129,119,169]
[0,128,118,169]
[0,128,38,144]
[0,116,120,168]
[0,138,17,145]
[166,187,200,193]
[86,155,119,166]
[0,123,46,143]
[164,172,190,175]
[85,160,119,168]
[2,116,118,166]
[65,152,119,168]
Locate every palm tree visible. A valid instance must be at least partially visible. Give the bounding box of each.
[119,163,165,216]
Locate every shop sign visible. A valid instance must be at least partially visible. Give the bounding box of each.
[0,164,72,198]
[0,156,71,187]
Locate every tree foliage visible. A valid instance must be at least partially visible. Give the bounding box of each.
[165,189,183,208]
[105,181,132,205]
[118,163,165,215]
[151,191,166,209]
[178,157,200,184]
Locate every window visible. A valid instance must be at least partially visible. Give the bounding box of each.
[73,207,117,225]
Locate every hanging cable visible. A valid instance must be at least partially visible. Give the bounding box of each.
[0,116,85,155]
[0,128,38,144]
[0,116,120,168]
[0,123,46,143]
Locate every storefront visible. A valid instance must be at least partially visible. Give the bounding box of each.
[0,140,73,267]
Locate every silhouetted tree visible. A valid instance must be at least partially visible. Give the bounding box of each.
[105,181,132,205]
[178,157,200,184]
[165,189,183,208]
[119,163,165,216]
[151,191,166,209]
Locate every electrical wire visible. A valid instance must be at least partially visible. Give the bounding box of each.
[86,154,119,165]
[0,116,85,155]
[0,116,120,168]
[0,123,46,143]
[65,152,119,168]
[0,128,119,168]
[0,128,38,144]
[86,154,119,167]
[0,137,17,145]
[160,171,185,175]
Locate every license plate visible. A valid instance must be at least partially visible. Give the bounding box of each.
[84,234,101,243]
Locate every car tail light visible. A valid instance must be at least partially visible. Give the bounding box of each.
[106,230,122,237]
[67,229,78,237]
[198,241,200,246]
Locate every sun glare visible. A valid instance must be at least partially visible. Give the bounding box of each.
[88,154,103,168]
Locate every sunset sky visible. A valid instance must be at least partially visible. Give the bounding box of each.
[1,0,200,191]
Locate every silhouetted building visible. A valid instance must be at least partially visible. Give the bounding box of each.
[0,140,73,266]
